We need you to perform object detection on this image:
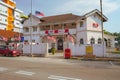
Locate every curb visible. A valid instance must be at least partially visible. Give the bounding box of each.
[70,57,120,61]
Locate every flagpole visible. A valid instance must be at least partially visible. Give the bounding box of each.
[100,0,104,57]
[30,0,33,56]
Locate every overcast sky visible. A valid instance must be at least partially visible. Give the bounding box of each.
[14,0,120,33]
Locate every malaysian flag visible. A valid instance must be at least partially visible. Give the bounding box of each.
[35,11,44,16]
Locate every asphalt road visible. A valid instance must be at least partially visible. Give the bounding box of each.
[0,56,120,80]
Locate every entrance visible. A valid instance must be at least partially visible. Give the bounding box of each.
[57,39,63,50]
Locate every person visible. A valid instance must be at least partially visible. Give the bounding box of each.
[51,47,56,55]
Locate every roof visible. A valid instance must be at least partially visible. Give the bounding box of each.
[40,13,84,24]
[22,13,41,24]
[84,9,108,22]
[0,29,22,39]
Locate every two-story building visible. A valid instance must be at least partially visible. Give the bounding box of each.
[23,9,116,51]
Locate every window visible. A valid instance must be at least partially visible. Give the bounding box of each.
[98,38,102,44]
[25,28,29,32]
[16,15,19,18]
[54,24,58,27]
[5,11,7,13]
[46,25,50,27]
[62,24,66,26]
[24,40,28,42]
[5,19,7,22]
[108,39,111,47]
[80,38,84,45]
[90,38,95,45]
[93,14,97,18]
[33,27,37,32]
[72,23,76,26]
[32,40,35,43]
[16,23,19,25]
[80,21,83,27]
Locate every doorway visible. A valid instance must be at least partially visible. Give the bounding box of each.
[57,39,63,50]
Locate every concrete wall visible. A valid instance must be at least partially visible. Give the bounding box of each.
[87,31,102,44]
[23,43,48,56]
[86,13,102,31]
[68,43,106,57]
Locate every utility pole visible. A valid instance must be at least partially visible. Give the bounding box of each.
[100,0,104,57]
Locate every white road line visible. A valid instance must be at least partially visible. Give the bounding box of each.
[0,67,8,72]
[109,61,114,66]
[15,70,35,76]
[48,75,82,80]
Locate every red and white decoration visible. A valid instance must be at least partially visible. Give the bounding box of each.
[47,36,56,43]
[68,35,74,44]
[93,23,99,28]
[45,29,69,34]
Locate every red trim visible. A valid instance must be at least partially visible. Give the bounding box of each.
[45,30,48,34]
[54,30,58,33]
[65,29,69,33]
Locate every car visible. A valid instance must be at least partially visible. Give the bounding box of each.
[0,45,21,57]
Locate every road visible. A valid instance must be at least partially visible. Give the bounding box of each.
[0,56,120,80]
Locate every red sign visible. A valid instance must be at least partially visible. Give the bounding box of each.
[65,29,69,33]
[93,23,98,28]
[45,30,48,34]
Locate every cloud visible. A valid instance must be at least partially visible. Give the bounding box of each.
[53,0,120,15]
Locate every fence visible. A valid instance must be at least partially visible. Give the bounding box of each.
[23,43,48,57]
[68,43,106,57]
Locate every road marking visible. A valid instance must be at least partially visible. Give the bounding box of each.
[0,67,8,72]
[48,75,82,80]
[109,61,114,66]
[15,70,35,76]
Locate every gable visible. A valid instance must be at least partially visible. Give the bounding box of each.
[23,15,41,27]
[84,9,108,22]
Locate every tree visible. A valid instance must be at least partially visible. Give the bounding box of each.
[113,32,120,49]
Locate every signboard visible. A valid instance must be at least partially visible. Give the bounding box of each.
[20,37,24,42]
[86,46,93,54]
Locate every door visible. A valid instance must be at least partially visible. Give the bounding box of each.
[57,39,63,50]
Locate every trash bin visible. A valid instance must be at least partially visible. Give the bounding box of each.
[64,48,71,59]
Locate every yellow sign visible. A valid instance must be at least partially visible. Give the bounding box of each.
[86,46,93,54]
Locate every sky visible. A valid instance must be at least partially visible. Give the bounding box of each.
[14,0,120,33]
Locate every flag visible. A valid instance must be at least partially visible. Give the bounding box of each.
[67,33,74,44]
[3,37,7,41]
[35,11,44,16]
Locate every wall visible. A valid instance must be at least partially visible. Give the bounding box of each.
[0,14,7,25]
[86,13,102,31]
[76,31,87,44]
[87,31,102,44]
[0,3,8,16]
[23,43,48,56]
[68,43,106,57]
[0,24,6,30]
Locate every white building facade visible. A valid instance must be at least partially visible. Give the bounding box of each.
[23,9,116,51]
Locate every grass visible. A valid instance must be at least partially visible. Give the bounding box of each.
[111,51,120,54]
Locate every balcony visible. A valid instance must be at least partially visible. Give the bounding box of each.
[40,28,76,36]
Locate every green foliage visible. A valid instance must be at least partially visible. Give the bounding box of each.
[103,30,113,35]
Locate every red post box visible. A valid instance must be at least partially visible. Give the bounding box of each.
[64,48,71,59]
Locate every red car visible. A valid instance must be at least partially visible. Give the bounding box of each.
[0,45,21,57]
